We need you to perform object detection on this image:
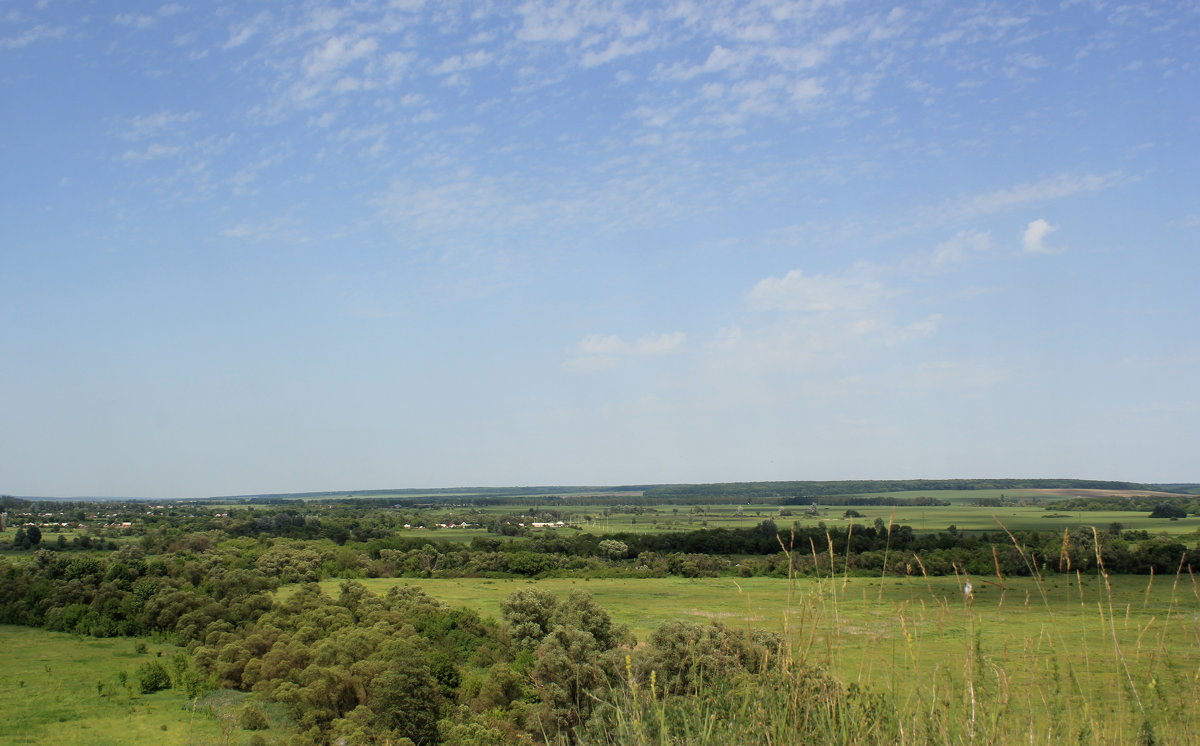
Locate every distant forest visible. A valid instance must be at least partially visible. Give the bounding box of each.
[10,478,1194,507]
[641,478,1185,501]
[166,478,1196,510]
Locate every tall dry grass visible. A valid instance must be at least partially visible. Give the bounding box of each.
[579,522,1200,745]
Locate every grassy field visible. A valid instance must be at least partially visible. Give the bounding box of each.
[296,570,1200,741]
[409,498,1200,538]
[780,505,1200,535]
[0,627,280,746]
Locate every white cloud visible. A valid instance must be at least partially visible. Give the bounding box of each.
[692,313,906,404]
[433,50,495,75]
[565,331,686,371]
[220,217,309,243]
[0,23,66,49]
[121,111,198,140]
[579,331,685,356]
[224,11,270,50]
[905,231,992,273]
[660,45,748,80]
[304,35,379,79]
[563,354,619,372]
[632,332,687,355]
[748,268,887,312]
[119,143,185,162]
[115,13,156,30]
[115,4,182,31]
[887,314,942,346]
[577,334,626,356]
[668,254,953,406]
[580,36,658,67]
[945,173,1120,222]
[1021,218,1060,254]
[516,0,651,47]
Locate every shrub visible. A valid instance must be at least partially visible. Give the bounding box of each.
[639,619,775,695]
[238,705,270,731]
[135,660,171,693]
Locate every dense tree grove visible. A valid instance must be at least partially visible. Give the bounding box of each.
[0,542,781,744]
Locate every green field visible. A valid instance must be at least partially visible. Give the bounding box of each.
[292,571,1200,740]
[0,627,217,745]
[0,627,279,746]
[6,488,1200,744]
[411,497,1200,538]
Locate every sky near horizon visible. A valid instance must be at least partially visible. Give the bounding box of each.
[2,1,1198,498]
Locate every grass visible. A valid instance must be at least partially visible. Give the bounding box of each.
[425,496,1200,537]
[302,560,1200,743]
[370,503,1200,541]
[0,627,281,746]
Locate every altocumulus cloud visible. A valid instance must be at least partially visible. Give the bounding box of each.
[748,268,888,313]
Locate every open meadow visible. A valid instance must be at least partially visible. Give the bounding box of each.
[425,490,1200,537]
[0,627,266,746]
[294,568,1200,742]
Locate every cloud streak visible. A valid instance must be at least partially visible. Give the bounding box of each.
[944,173,1121,222]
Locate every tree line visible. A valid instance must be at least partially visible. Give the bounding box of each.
[642,478,1183,500]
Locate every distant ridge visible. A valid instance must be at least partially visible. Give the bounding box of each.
[6,478,1192,504]
[207,485,655,501]
[206,478,1193,502]
[641,478,1189,501]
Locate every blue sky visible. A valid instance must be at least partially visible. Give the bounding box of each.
[2,1,1197,498]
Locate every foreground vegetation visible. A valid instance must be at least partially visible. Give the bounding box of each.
[2,483,1199,744]
[0,626,250,746]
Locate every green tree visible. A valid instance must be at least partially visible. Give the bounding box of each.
[500,589,559,648]
[368,655,443,745]
[136,660,171,693]
[531,626,615,736]
[597,539,628,559]
[1149,504,1186,519]
[639,619,778,696]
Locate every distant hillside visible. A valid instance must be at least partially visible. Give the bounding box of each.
[10,478,1191,506]
[1151,483,1200,495]
[203,485,654,503]
[207,478,1189,507]
[641,478,1187,502]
